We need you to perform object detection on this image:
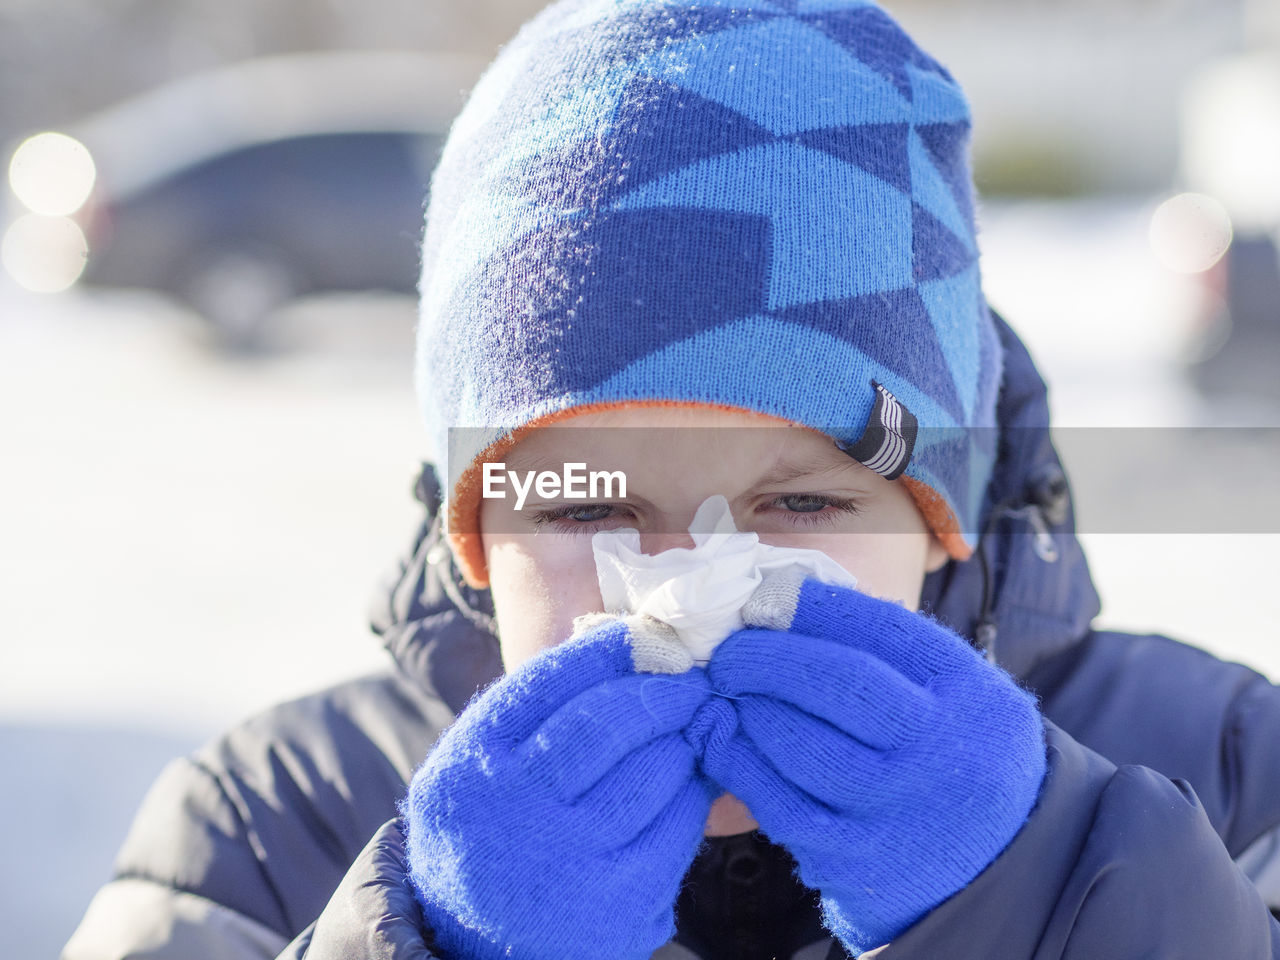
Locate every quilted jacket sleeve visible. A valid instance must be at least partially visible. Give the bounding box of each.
[873,628,1280,958]
[274,819,440,960]
[61,754,293,960]
[60,673,450,960]
[878,720,1280,958]
[1027,629,1280,862]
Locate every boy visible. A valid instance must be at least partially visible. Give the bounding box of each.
[64,1,1280,958]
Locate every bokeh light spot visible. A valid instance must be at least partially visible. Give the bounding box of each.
[8,132,97,217]
[1149,192,1233,275]
[2,214,89,292]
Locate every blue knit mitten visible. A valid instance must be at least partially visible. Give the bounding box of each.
[403,617,717,960]
[699,574,1047,954]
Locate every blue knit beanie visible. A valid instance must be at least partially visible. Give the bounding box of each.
[417,0,1003,587]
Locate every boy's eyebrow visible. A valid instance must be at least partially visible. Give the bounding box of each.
[500,449,564,472]
[753,450,859,487]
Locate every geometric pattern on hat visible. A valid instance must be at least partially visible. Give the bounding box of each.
[417,0,1003,586]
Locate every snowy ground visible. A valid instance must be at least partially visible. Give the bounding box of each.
[1,284,423,958]
[3,196,1278,958]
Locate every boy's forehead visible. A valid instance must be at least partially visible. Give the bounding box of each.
[503,409,873,486]
[544,406,793,430]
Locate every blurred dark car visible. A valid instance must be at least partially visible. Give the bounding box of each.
[1179,51,1280,409]
[85,128,443,346]
[9,52,482,348]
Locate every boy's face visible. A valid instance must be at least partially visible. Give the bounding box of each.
[476,405,949,834]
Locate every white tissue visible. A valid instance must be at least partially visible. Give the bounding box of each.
[590,494,857,662]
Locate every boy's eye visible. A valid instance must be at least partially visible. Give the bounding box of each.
[529,495,862,533]
[547,504,614,523]
[529,503,629,531]
[774,494,833,513]
[763,493,862,527]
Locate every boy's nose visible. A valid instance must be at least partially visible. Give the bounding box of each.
[637,531,698,555]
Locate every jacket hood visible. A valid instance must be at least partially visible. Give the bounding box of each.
[370,314,1100,712]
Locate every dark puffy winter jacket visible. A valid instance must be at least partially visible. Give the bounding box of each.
[62,318,1280,959]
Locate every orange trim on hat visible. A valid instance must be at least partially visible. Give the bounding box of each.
[449,400,971,587]
[900,474,973,562]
